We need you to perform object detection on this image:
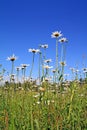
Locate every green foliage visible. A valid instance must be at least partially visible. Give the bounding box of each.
[0,82,87,129]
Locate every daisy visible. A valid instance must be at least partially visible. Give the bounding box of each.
[7,54,17,61]
[59,37,68,43]
[52,69,56,73]
[51,31,62,38]
[40,44,48,48]
[43,65,53,69]
[28,48,40,53]
[44,59,52,63]
[7,54,17,81]
[21,64,29,68]
[16,66,21,71]
[60,61,66,66]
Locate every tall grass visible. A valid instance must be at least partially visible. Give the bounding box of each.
[0,81,87,130]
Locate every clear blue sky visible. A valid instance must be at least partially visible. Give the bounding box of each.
[0,0,87,79]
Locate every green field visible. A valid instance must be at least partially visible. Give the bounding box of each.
[0,81,87,130]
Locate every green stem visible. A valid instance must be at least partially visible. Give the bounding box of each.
[39,52,41,84]
[61,65,64,82]
[41,53,45,81]
[56,38,58,83]
[21,68,24,82]
[24,67,26,82]
[30,53,35,79]
[17,70,19,83]
[11,61,14,82]
[11,61,14,75]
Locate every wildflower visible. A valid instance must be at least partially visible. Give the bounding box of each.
[5,80,9,84]
[43,65,53,69]
[51,100,55,103]
[28,48,40,53]
[52,69,56,72]
[47,100,50,105]
[51,31,62,38]
[59,37,68,43]
[39,87,45,92]
[44,59,52,63]
[45,77,49,81]
[7,54,17,61]
[40,44,48,48]
[10,74,15,81]
[82,68,87,72]
[18,87,24,91]
[21,66,25,70]
[37,101,40,105]
[60,61,66,66]
[21,64,29,68]
[75,69,79,72]
[16,66,21,71]
[7,54,17,81]
[33,93,40,98]
[4,87,8,90]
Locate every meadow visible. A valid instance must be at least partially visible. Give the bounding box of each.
[0,80,87,130]
[0,31,87,130]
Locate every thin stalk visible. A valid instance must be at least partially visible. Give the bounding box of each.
[60,43,64,62]
[61,65,64,82]
[30,105,34,130]
[68,83,76,120]
[30,53,35,79]
[44,48,46,60]
[53,73,56,83]
[10,61,14,82]
[60,43,66,82]
[41,53,45,82]
[56,38,58,83]
[17,70,19,83]
[21,68,24,82]
[86,72,87,78]
[45,68,48,78]
[24,67,26,82]
[38,52,41,84]
[11,61,14,76]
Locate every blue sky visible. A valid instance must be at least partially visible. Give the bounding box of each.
[0,0,87,80]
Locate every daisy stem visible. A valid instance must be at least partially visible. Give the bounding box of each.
[30,53,35,79]
[11,61,14,75]
[56,38,58,83]
[24,67,26,82]
[39,52,41,84]
[17,70,19,83]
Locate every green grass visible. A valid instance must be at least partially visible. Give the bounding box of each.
[0,82,87,130]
